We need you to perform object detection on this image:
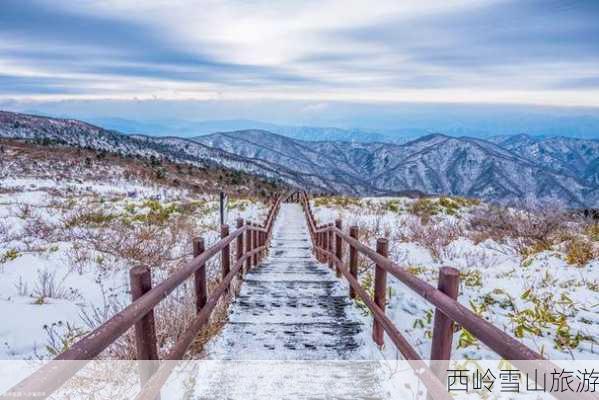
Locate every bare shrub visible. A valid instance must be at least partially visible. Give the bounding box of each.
[63,217,186,272]
[32,269,69,303]
[79,283,137,359]
[43,321,88,357]
[22,210,60,242]
[467,204,567,254]
[15,202,32,219]
[0,219,8,242]
[397,217,463,260]
[77,261,233,359]
[408,198,440,224]
[14,276,29,296]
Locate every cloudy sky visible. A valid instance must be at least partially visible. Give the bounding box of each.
[1,0,599,127]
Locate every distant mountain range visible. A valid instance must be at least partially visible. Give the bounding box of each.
[1,110,598,206]
[81,113,599,142]
[83,117,395,143]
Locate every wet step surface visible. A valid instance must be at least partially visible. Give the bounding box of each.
[201,203,389,399]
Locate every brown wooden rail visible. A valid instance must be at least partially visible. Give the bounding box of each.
[300,191,598,400]
[2,195,283,400]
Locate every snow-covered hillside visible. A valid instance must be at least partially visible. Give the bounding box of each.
[0,141,273,359]
[2,110,598,205]
[310,196,599,360]
[197,131,599,206]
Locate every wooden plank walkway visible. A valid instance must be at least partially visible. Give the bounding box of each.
[199,203,389,399]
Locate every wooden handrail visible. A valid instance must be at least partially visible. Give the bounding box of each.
[3,196,283,400]
[301,192,541,359]
[300,192,598,400]
[135,246,266,400]
[331,226,543,360]
[317,246,451,400]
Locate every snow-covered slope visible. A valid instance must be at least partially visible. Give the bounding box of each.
[0,140,273,359]
[0,111,315,191]
[195,131,599,206]
[2,111,598,205]
[495,134,599,187]
[310,196,599,360]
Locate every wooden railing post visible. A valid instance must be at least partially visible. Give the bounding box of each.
[328,223,334,270]
[322,227,329,266]
[335,219,343,278]
[251,223,258,266]
[320,230,325,262]
[320,229,324,258]
[257,229,262,261]
[264,228,268,251]
[373,238,388,347]
[261,230,266,260]
[430,267,460,380]
[130,266,159,384]
[245,221,252,272]
[314,230,320,260]
[236,218,244,277]
[349,226,359,299]
[221,224,230,294]
[192,237,207,312]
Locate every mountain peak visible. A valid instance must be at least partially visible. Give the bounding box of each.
[403,132,449,146]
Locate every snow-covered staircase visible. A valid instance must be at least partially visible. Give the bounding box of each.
[200,203,389,399]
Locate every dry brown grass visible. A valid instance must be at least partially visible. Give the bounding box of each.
[408,198,440,224]
[584,223,599,241]
[1,138,288,198]
[396,217,463,260]
[467,205,567,253]
[565,239,595,266]
[71,256,241,360]
[1,138,280,360]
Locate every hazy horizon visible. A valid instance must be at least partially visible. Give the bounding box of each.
[3,100,599,140]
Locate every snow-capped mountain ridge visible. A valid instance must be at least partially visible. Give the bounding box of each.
[1,111,598,206]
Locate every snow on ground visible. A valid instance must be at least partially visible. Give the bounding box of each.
[0,173,268,359]
[310,196,599,360]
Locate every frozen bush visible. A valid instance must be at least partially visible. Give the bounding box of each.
[397,216,463,260]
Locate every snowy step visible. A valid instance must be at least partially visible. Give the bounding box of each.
[252,261,327,273]
[242,272,332,282]
[188,360,388,400]
[208,321,364,360]
[239,279,341,297]
[229,295,357,323]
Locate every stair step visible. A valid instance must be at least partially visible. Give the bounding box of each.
[209,321,365,360]
[189,360,387,400]
[229,295,357,323]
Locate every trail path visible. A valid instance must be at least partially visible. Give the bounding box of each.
[195,203,389,399]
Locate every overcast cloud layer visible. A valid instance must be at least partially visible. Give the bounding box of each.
[1,0,599,130]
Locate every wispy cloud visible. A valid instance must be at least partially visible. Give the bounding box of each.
[1,0,598,107]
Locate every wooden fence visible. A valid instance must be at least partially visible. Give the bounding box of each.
[3,191,597,400]
[2,196,283,400]
[299,191,598,400]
